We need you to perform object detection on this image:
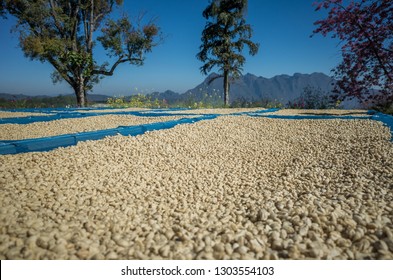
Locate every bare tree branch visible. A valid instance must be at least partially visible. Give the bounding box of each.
[92,56,143,76]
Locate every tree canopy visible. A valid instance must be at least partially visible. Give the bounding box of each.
[197,0,259,106]
[3,0,161,107]
[313,0,393,108]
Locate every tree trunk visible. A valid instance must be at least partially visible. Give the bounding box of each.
[74,78,86,107]
[75,89,85,107]
[223,70,229,106]
[83,90,88,106]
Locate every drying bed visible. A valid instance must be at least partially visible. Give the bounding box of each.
[0,111,54,119]
[0,108,278,155]
[0,114,201,140]
[144,108,267,115]
[0,115,392,260]
[259,109,369,116]
[74,108,150,114]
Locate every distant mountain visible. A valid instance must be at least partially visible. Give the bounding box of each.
[185,72,335,104]
[146,72,362,108]
[147,90,181,104]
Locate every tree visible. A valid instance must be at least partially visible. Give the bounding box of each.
[3,0,161,107]
[312,0,393,108]
[197,0,259,106]
[0,0,6,18]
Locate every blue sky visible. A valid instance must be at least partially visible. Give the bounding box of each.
[0,0,341,96]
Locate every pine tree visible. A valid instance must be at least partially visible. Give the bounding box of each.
[197,0,259,106]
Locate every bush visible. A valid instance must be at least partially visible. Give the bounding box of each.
[107,94,164,108]
[287,86,335,109]
[0,95,77,109]
[231,97,283,108]
[369,99,393,115]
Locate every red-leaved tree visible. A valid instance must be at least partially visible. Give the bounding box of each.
[312,0,393,109]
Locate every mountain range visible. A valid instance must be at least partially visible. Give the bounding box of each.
[174,72,335,104]
[0,72,360,108]
[148,72,359,108]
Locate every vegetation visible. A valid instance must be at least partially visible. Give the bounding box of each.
[197,0,259,106]
[313,0,393,109]
[0,0,4,17]
[286,86,337,109]
[2,0,161,107]
[367,98,393,115]
[107,95,218,109]
[231,97,283,109]
[106,94,162,108]
[2,91,392,115]
[0,95,77,109]
[175,89,225,108]
[105,90,283,109]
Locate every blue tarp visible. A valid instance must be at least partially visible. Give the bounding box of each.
[370,112,393,141]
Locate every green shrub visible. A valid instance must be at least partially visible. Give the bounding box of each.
[0,95,77,109]
[107,94,164,108]
[231,97,283,108]
[369,100,393,116]
[287,86,335,109]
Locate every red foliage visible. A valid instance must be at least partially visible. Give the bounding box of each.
[313,0,393,105]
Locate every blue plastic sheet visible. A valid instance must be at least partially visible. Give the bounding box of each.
[3,135,77,154]
[370,112,393,141]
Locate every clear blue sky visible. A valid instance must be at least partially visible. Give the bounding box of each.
[0,0,341,96]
